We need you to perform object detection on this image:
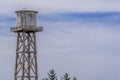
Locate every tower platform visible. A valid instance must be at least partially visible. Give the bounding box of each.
[10,26,43,32]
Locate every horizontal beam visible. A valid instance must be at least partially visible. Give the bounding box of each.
[16,51,35,53]
[14,76,37,78]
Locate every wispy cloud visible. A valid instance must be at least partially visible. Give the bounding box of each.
[1,0,120,15]
[37,21,120,80]
[37,12,120,26]
[1,1,120,79]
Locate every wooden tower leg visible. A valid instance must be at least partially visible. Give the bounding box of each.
[14,32,38,80]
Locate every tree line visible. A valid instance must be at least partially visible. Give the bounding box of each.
[42,69,77,80]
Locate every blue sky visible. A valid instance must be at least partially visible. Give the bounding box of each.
[1,0,120,80]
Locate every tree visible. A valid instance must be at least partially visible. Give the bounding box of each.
[62,73,70,80]
[73,77,77,80]
[42,69,58,80]
[42,69,78,80]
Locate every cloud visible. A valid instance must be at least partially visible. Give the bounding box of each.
[37,12,120,25]
[1,10,120,80]
[0,0,120,79]
[37,21,120,80]
[1,0,120,16]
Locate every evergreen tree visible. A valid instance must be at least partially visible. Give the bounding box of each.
[42,78,49,80]
[62,73,70,80]
[42,69,78,80]
[73,77,77,80]
[42,69,58,80]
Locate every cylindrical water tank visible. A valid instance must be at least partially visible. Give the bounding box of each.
[15,9,38,28]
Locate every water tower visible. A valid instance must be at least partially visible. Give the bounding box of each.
[10,9,43,80]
